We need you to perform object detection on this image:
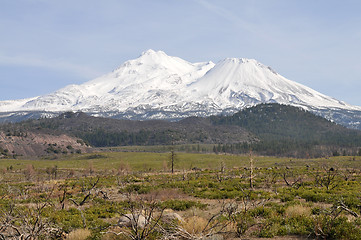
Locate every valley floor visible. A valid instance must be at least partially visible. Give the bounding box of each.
[0,152,360,239]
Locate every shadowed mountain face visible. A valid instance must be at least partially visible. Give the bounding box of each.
[0,50,361,129]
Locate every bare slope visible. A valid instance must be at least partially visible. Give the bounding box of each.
[0,130,92,157]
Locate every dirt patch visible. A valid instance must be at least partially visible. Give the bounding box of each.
[0,131,93,157]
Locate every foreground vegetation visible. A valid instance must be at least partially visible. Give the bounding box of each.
[0,151,361,239]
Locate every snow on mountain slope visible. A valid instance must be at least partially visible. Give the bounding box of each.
[188,58,357,111]
[0,97,38,110]
[1,49,361,128]
[2,50,214,112]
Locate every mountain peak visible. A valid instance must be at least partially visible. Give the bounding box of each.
[141,49,165,56]
[217,57,278,75]
[221,58,254,63]
[114,49,178,72]
[132,49,182,67]
[1,50,360,129]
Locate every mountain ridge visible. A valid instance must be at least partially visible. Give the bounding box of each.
[1,49,360,129]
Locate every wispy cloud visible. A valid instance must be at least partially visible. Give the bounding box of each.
[0,54,102,79]
[194,0,307,58]
[195,0,257,33]
[194,0,272,39]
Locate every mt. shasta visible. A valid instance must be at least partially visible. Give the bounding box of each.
[1,49,361,129]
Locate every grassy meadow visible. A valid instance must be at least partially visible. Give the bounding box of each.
[3,149,359,172]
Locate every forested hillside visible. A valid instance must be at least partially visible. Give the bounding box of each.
[210,103,361,156]
[1,104,361,158]
[0,112,254,147]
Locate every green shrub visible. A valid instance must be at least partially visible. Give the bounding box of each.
[123,184,152,194]
[284,214,313,236]
[161,199,207,211]
[47,208,83,233]
[249,206,273,218]
[277,188,296,202]
[280,193,295,202]
[313,215,361,240]
[234,212,255,236]
[300,189,329,202]
[258,220,281,238]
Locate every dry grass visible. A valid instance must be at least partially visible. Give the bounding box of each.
[285,205,311,219]
[181,216,209,235]
[101,231,127,240]
[67,228,91,240]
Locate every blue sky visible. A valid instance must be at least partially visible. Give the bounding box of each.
[1,0,361,106]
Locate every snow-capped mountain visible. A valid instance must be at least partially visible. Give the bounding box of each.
[188,57,357,110]
[1,49,361,129]
[1,50,214,113]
